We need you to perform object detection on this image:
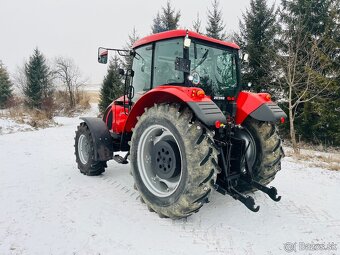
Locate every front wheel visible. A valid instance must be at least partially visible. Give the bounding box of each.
[130,104,219,219]
[235,118,283,192]
[75,122,106,176]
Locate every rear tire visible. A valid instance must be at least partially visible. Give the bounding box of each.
[130,104,219,219]
[236,118,283,192]
[75,122,106,176]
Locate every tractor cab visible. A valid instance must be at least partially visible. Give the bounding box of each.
[132,31,242,120]
[130,30,240,101]
[98,30,242,117]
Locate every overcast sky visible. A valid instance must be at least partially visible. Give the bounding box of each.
[0,0,278,85]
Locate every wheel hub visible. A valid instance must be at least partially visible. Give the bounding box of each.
[234,128,256,173]
[137,124,183,197]
[78,134,90,165]
[153,140,181,179]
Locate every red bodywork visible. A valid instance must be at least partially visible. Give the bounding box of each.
[104,87,273,134]
[105,86,208,133]
[235,91,272,124]
[132,30,240,50]
[107,102,128,134]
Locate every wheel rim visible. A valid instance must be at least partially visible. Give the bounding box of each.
[235,128,256,171]
[137,124,183,198]
[78,134,90,165]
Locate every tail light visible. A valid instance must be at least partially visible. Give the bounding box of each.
[196,90,205,98]
[258,93,272,101]
[190,89,205,98]
[215,120,225,129]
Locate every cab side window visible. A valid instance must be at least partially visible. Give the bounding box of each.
[153,38,184,87]
[132,44,152,95]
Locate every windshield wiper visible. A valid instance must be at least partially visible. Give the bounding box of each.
[132,50,145,61]
[192,49,209,71]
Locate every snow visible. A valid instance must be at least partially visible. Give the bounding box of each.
[0,106,339,255]
[0,118,33,135]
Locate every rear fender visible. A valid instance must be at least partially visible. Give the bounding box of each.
[235,91,287,124]
[123,86,226,132]
[80,117,113,161]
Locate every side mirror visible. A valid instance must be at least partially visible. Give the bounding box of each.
[98,47,108,64]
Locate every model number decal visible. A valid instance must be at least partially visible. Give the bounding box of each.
[213,96,225,100]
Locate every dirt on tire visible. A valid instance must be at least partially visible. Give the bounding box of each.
[75,122,106,176]
[130,104,219,219]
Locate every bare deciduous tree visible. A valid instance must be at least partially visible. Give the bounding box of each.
[54,57,86,108]
[13,63,27,96]
[277,24,336,153]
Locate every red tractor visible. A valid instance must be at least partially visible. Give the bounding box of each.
[75,30,286,219]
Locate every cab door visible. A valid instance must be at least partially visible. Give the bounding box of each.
[131,44,153,102]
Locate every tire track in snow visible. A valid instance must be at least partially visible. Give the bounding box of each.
[98,174,232,254]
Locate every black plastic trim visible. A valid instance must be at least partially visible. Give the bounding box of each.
[187,101,226,126]
[80,117,114,161]
[249,103,287,122]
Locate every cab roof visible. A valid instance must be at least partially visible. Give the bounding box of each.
[132,29,240,50]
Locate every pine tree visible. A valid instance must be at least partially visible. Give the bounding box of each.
[24,48,52,109]
[0,60,13,108]
[278,0,340,149]
[206,0,226,40]
[151,12,165,34]
[161,1,181,31]
[300,0,340,146]
[235,0,279,92]
[151,1,181,33]
[192,13,202,33]
[98,55,124,114]
[123,27,140,70]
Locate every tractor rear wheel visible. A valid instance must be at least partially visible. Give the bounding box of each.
[75,122,106,176]
[130,104,219,219]
[235,118,283,192]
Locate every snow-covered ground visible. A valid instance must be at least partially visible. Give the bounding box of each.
[0,118,34,135]
[0,107,339,255]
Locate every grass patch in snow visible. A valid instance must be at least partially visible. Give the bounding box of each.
[285,147,340,171]
[0,90,92,135]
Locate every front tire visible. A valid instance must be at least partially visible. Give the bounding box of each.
[75,122,106,176]
[130,104,219,219]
